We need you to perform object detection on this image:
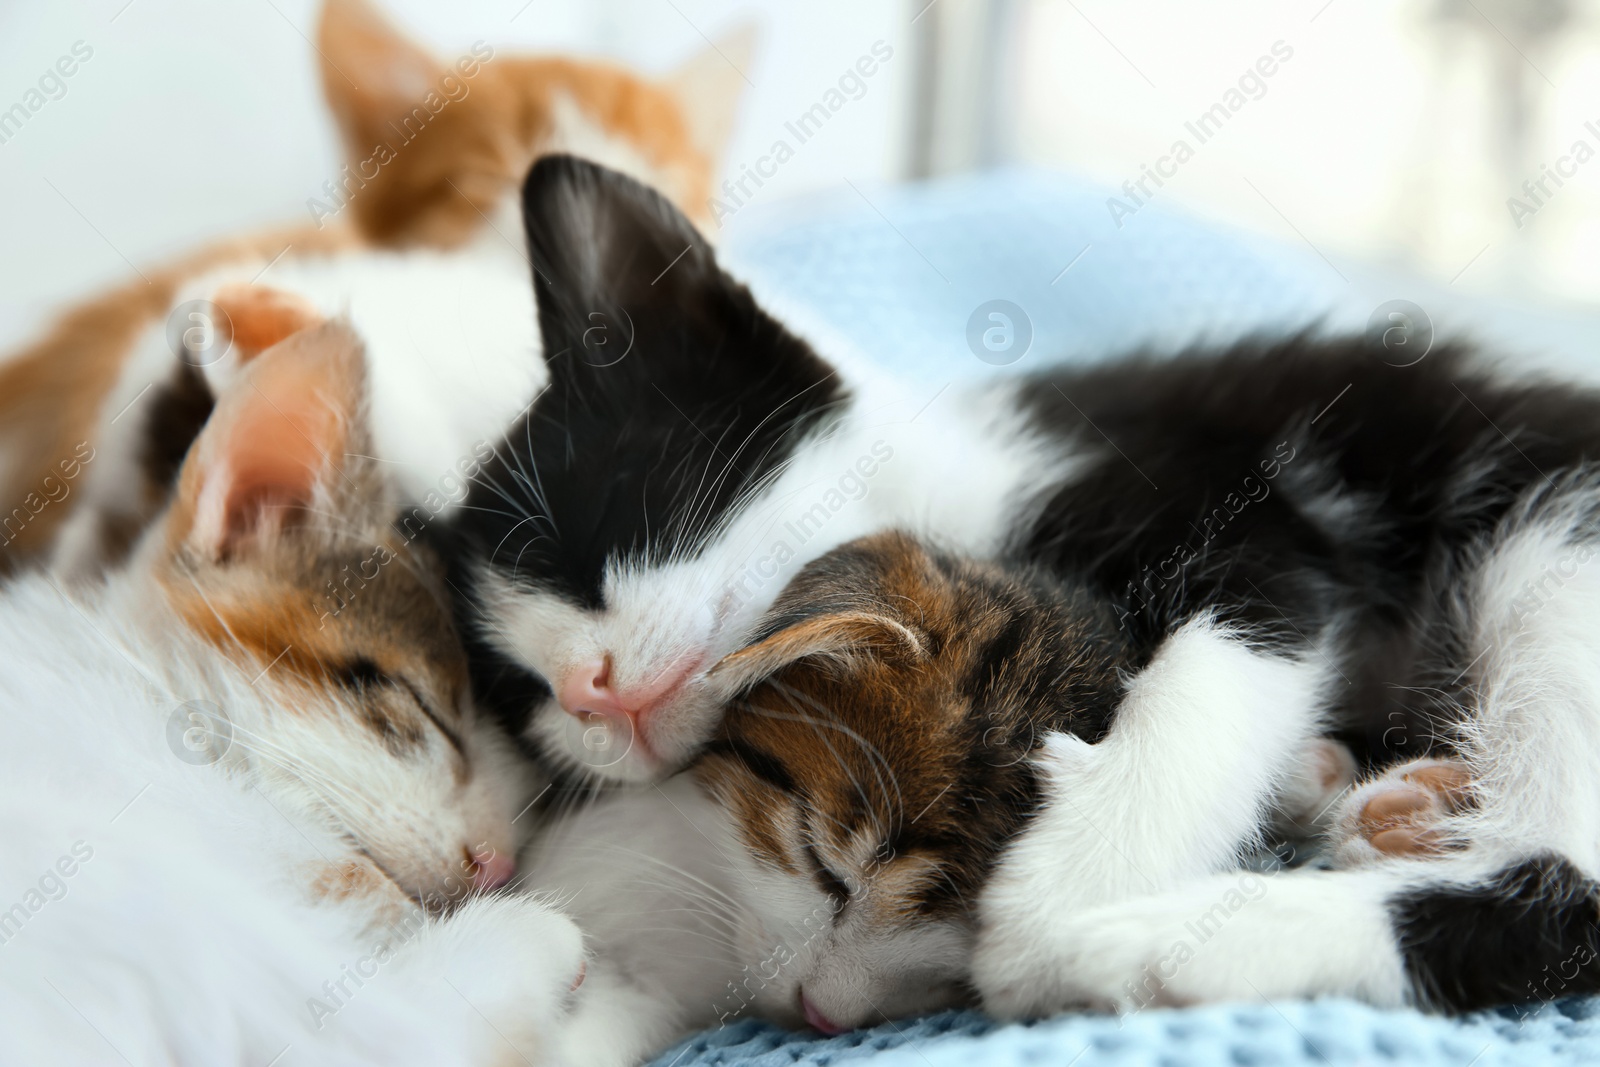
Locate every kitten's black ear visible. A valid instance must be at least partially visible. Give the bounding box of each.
[519,154,813,386]
[708,611,926,694]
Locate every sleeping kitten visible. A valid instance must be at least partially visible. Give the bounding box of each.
[0,0,746,575]
[0,315,585,1064]
[519,529,1352,1049]
[684,324,1600,1018]
[440,155,1057,781]
[690,531,1352,1032]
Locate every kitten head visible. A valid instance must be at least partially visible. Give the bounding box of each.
[138,313,527,908]
[692,532,1127,1031]
[317,0,750,246]
[448,155,848,782]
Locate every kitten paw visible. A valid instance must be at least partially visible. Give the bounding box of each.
[1330,757,1472,866]
[1273,737,1358,837]
[397,894,587,1059]
[974,874,1278,1017]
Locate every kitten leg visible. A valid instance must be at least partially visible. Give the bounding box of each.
[985,852,1600,1015]
[974,616,1333,1016]
[1453,511,1600,873]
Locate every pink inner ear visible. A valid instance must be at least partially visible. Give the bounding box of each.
[194,358,348,558]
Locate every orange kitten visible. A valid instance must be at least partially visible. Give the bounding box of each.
[0,0,748,575]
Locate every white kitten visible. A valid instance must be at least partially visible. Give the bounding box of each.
[0,317,584,1066]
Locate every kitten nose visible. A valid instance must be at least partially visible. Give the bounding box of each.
[800,991,848,1035]
[557,656,632,722]
[470,849,516,891]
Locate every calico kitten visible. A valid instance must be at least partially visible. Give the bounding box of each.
[689,531,1359,1032]
[520,529,1352,1048]
[0,315,586,1065]
[0,0,746,575]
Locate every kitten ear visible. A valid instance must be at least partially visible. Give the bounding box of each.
[665,24,756,163]
[520,154,819,389]
[709,611,926,693]
[317,0,440,160]
[520,152,715,330]
[167,320,372,562]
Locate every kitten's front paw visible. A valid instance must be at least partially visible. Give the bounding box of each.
[402,894,586,1061]
[974,901,1190,1018]
[976,869,1292,1018]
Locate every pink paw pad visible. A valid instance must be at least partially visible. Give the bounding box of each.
[1354,759,1473,857]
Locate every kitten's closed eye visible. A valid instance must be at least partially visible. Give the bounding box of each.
[692,530,1129,1031]
[152,318,523,908]
[331,656,466,758]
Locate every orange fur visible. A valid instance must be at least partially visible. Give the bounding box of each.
[0,0,744,576]
[0,223,355,574]
[158,321,471,755]
[211,284,324,361]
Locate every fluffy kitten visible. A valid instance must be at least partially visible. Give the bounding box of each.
[440,155,1053,781]
[0,316,584,1065]
[682,332,1600,1017]
[0,0,746,575]
[459,158,1600,1024]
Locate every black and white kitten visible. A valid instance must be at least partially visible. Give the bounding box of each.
[449,155,1600,1024]
[440,155,1061,780]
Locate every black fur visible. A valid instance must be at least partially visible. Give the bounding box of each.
[139,360,215,492]
[1393,856,1600,1011]
[1011,338,1600,767]
[437,156,847,734]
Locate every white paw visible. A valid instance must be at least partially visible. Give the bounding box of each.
[974,872,1275,1018]
[975,903,1193,1017]
[402,894,586,1058]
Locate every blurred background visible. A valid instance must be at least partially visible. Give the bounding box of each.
[2,0,1596,357]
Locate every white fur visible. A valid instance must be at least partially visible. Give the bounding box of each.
[1002,864,1413,1012]
[0,569,584,1066]
[1446,493,1600,874]
[526,777,744,1066]
[503,372,1083,779]
[974,617,1333,1017]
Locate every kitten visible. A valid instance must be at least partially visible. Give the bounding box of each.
[441,155,1057,781]
[519,529,1350,1048]
[690,531,1350,1032]
[0,0,747,575]
[0,315,585,1064]
[688,326,1600,1017]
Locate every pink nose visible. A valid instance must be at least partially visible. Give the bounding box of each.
[557,656,633,723]
[470,849,516,891]
[800,991,848,1035]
